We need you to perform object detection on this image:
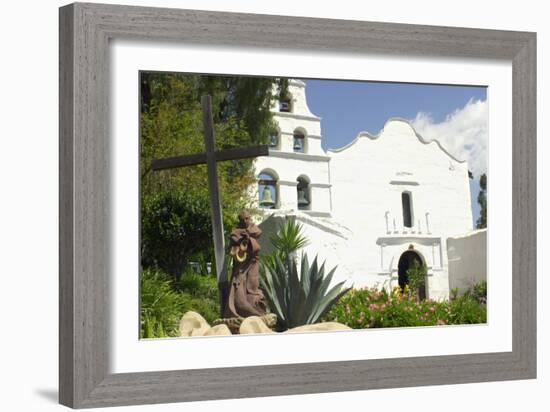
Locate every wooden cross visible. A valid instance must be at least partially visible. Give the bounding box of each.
[151,95,269,316]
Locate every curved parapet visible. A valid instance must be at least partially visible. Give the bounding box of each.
[328,117,465,164]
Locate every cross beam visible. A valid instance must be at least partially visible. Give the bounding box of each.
[151,145,269,171]
[151,95,269,316]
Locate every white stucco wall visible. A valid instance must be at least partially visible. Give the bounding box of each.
[325,119,474,299]
[328,120,473,237]
[254,154,332,213]
[269,79,325,156]
[253,81,477,300]
[254,79,332,214]
[447,229,487,293]
[258,211,354,284]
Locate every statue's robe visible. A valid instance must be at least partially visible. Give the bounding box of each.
[224,223,267,318]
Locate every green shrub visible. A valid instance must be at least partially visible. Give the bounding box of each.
[450,287,459,301]
[179,292,220,326]
[406,260,427,300]
[140,268,185,338]
[178,272,221,325]
[178,272,219,298]
[141,191,214,280]
[446,294,487,324]
[464,281,487,305]
[140,268,222,338]
[325,285,486,329]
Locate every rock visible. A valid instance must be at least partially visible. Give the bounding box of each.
[203,324,232,336]
[285,322,352,333]
[260,313,278,328]
[239,316,275,335]
[213,317,244,334]
[179,311,210,337]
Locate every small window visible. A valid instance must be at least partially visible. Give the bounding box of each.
[279,97,292,113]
[258,171,278,209]
[297,176,310,210]
[402,192,413,228]
[293,131,305,153]
[268,131,279,148]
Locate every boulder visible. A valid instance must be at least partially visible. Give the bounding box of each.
[285,322,352,333]
[239,316,275,335]
[203,324,232,336]
[179,311,210,337]
[212,317,244,334]
[261,313,278,328]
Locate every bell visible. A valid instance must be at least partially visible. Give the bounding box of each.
[297,189,309,207]
[279,100,291,112]
[293,138,303,151]
[269,133,278,147]
[259,187,275,207]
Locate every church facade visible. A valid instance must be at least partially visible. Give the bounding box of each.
[253,79,481,300]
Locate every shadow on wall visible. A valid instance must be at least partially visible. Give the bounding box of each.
[447,229,487,293]
[258,213,286,257]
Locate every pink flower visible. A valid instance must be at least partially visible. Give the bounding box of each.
[437,319,447,325]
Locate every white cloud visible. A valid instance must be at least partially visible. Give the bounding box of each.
[410,98,488,177]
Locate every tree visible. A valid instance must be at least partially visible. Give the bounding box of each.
[476,173,487,229]
[140,73,288,279]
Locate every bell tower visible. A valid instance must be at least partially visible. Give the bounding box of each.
[254,79,332,216]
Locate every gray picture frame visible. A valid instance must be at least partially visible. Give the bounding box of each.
[59,2,536,409]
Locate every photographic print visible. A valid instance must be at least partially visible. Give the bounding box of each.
[139,73,488,339]
[58,5,536,406]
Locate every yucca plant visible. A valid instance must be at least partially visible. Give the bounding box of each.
[261,252,351,330]
[269,218,309,259]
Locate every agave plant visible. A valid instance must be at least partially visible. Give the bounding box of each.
[260,253,351,330]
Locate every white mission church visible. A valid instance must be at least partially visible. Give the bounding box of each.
[253,79,486,300]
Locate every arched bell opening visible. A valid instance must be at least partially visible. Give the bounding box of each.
[258,170,279,209]
[268,128,280,149]
[279,94,293,113]
[293,128,306,153]
[296,175,311,211]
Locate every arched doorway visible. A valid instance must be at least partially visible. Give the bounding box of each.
[397,249,427,300]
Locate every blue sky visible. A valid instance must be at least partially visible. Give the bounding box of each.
[301,79,487,226]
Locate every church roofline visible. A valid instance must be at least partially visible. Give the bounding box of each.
[326,117,466,164]
[289,79,306,87]
[273,111,322,122]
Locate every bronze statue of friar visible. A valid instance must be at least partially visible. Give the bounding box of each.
[223,210,267,319]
